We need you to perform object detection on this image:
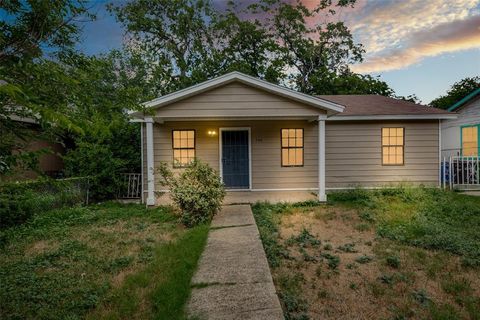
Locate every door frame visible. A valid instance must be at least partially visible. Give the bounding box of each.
[219,127,252,190]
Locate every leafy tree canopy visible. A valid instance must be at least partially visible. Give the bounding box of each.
[0,0,93,174]
[109,0,394,97]
[430,77,480,109]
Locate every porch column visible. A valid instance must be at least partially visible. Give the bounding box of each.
[318,116,327,202]
[145,117,156,206]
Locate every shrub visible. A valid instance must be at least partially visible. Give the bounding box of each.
[0,178,85,229]
[386,255,401,269]
[158,160,225,227]
[355,255,373,264]
[286,228,320,248]
[64,142,127,201]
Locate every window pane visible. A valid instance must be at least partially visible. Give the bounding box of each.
[282,138,288,147]
[282,149,289,166]
[173,150,181,160]
[396,153,403,164]
[289,137,295,147]
[187,138,194,148]
[383,128,389,137]
[296,129,303,138]
[172,137,179,149]
[289,129,295,137]
[288,149,296,166]
[179,137,186,148]
[296,137,303,147]
[173,130,180,140]
[382,148,389,164]
[281,129,289,138]
[295,149,303,166]
[383,136,390,145]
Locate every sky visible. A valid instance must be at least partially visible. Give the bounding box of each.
[77,0,480,104]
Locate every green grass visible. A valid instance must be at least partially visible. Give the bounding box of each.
[329,187,480,267]
[88,224,209,320]
[0,202,209,320]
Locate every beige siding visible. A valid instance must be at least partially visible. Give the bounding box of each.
[326,121,439,188]
[143,118,440,193]
[149,120,319,190]
[155,82,323,118]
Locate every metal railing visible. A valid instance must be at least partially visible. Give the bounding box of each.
[118,173,142,199]
[442,156,480,190]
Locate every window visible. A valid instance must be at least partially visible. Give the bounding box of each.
[281,128,304,167]
[462,125,479,156]
[172,130,195,167]
[382,127,404,165]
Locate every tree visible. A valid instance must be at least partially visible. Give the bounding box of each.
[309,72,394,96]
[110,0,367,95]
[60,52,142,200]
[430,77,480,109]
[261,0,363,93]
[109,0,222,96]
[0,0,93,175]
[213,5,285,83]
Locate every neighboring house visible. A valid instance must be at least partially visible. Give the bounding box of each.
[7,115,65,180]
[441,88,480,158]
[130,72,456,205]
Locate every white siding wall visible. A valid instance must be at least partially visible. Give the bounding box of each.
[441,96,480,157]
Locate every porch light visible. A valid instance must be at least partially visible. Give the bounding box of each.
[207,130,217,137]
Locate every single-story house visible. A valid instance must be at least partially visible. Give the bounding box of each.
[441,88,480,158]
[5,115,65,180]
[130,72,456,205]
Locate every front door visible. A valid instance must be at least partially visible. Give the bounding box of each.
[221,129,250,189]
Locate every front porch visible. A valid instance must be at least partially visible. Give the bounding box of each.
[142,118,328,205]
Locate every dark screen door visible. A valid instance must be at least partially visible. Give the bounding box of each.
[221,130,249,189]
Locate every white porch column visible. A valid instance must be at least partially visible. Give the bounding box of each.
[318,116,327,202]
[145,117,156,206]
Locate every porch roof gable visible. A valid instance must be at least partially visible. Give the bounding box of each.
[130,72,345,119]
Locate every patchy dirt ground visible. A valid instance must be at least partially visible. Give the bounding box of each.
[274,205,480,320]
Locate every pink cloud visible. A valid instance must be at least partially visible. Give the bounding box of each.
[351,14,480,73]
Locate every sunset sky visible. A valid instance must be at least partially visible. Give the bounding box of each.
[78,0,480,103]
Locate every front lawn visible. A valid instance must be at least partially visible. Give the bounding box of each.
[0,202,209,320]
[252,188,480,320]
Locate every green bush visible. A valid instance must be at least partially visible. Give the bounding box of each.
[64,142,126,201]
[158,160,225,227]
[0,178,85,229]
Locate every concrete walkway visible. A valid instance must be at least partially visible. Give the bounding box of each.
[187,205,284,320]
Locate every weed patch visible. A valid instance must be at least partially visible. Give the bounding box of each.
[252,190,480,320]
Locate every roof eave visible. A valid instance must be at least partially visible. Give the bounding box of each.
[447,88,480,112]
[328,114,458,121]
